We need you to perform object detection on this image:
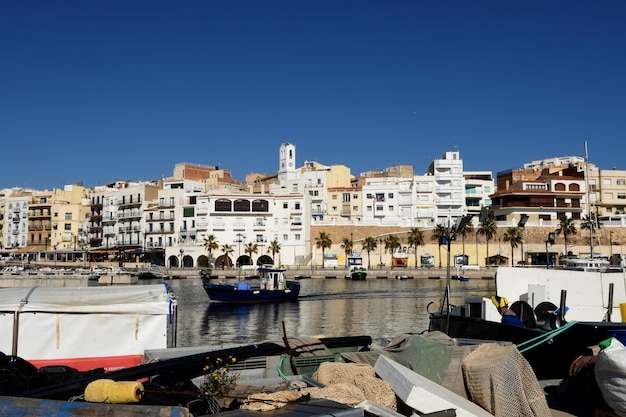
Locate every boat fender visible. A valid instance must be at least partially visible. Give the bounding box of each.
[85,379,144,403]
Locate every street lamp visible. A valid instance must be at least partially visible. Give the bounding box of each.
[235,233,246,267]
[518,214,529,266]
[378,238,383,267]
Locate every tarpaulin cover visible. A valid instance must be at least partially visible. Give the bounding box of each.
[0,284,176,369]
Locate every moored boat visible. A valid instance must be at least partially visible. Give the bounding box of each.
[346,265,367,280]
[345,253,367,280]
[428,293,626,380]
[201,266,300,303]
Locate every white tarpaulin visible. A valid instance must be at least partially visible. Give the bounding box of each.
[0,284,176,371]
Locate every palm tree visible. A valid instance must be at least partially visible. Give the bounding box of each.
[477,216,497,265]
[315,232,332,268]
[362,236,378,269]
[221,244,234,267]
[244,242,258,265]
[268,238,281,266]
[556,214,577,253]
[203,234,219,266]
[384,234,401,266]
[407,227,424,268]
[458,220,474,264]
[502,227,523,266]
[340,237,353,267]
[580,213,599,248]
[431,224,447,268]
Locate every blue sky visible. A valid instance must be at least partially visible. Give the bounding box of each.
[1,1,625,190]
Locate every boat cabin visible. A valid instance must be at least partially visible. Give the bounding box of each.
[258,267,287,290]
[347,254,363,267]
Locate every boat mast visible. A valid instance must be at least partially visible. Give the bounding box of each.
[585,140,594,259]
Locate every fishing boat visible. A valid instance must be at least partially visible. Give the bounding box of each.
[345,254,367,280]
[0,284,177,373]
[346,265,367,280]
[201,266,300,303]
[429,265,626,380]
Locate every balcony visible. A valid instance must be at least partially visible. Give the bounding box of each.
[117,210,142,219]
[196,205,209,215]
[212,222,226,230]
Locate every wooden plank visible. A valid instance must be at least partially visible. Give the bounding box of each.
[374,355,492,417]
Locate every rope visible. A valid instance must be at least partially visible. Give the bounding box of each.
[516,320,579,353]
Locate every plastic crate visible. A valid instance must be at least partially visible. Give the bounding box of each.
[277,354,343,379]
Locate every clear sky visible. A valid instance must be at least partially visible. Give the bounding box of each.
[1,1,625,190]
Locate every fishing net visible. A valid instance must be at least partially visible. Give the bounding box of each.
[311,362,397,410]
[240,389,306,411]
[313,361,376,384]
[462,342,551,417]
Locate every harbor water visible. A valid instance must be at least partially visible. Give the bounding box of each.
[165,276,495,348]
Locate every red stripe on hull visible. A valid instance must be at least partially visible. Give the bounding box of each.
[28,354,144,372]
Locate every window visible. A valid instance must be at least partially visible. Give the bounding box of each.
[375,193,385,202]
[189,196,197,204]
[332,195,337,200]
[388,205,394,211]
[618,195,626,200]
[252,200,269,212]
[282,234,288,241]
[295,234,301,240]
[283,203,288,209]
[64,223,71,230]
[618,179,626,186]
[183,207,195,217]
[342,193,350,202]
[215,199,232,211]
[295,202,300,210]
[353,194,358,200]
[65,213,72,220]
[388,193,394,199]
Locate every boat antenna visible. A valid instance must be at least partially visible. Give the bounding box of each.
[585,140,594,260]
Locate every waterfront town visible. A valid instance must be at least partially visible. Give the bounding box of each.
[1,142,625,271]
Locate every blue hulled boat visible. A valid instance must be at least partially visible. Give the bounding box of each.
[201,267,300,303]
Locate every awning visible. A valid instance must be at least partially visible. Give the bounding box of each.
[16,245,46,253]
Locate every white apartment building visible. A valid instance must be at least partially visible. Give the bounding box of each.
[3,195,29,249]
[163,190,311,268]
[361,176,415,226]
[429,151,465,224]
[463,171,494,220]
[414,174,436,227]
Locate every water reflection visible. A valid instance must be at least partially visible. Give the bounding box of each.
[167,277,495,348]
